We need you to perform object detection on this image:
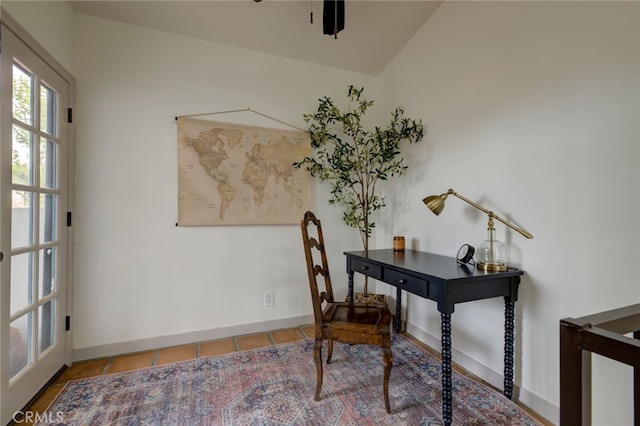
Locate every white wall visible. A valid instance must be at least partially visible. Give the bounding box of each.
[70,14,377,355]
[379,1,639,424]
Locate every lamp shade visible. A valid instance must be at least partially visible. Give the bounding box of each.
[423,194,447,216]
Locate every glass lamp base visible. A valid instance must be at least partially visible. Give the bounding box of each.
[476,237,508,272]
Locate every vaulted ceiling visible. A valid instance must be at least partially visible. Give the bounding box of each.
[70,1,442,75]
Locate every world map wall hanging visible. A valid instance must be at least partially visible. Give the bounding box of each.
[177,117,311,225]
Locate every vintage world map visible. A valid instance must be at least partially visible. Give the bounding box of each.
[177,117,311,225]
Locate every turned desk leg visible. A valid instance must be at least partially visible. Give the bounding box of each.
[504,300,515,399]
[394,287,402,333]
[441,312,453,426]
[635,330,640,425]
[347,272,354,302]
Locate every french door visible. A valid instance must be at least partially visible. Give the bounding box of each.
[0,22,71,424]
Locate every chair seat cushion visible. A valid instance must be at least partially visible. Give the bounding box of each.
[349,293,387,305]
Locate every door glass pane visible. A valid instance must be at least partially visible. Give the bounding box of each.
[12,125,33,185]
[10,252,33,315]
[40,83,56,136]
[12,64,33,126]
[12,190,34,249]
[9,313,32,380]
[39,247,56,298]
[40,138,57,189]
[39,300,55,353]
[40,193,56,243]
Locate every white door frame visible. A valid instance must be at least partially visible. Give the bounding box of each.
[0,10,75,425]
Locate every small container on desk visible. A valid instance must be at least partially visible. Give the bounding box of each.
[393,236,405,252]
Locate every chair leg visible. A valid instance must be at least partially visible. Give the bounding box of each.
[314,339,323,401]
[382,346,393,413]
[327,339,334,364]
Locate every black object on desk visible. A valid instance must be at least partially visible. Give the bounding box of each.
[344,249,523,426]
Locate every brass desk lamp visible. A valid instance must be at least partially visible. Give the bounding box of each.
[423,189,533,272]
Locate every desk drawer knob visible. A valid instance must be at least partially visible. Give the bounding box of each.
[399,279,406,285]
[361,266,369,271]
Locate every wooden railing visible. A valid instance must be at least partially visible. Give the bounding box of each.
[560,303,640,425]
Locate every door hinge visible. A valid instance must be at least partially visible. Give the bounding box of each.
[67,211,72,227]
[65,315,71,331]
[67,108,73,123]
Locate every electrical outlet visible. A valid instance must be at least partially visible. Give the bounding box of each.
[264,291,274,307]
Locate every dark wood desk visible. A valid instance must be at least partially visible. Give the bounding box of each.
[344,249,524,426]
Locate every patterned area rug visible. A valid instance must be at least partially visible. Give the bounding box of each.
[40,335,542,425]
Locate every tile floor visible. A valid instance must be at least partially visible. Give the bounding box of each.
[18,324,551,425]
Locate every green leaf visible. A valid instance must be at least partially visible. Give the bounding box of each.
[298,85,425,250]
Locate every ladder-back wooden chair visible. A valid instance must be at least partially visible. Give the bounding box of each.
[301,211,393,413]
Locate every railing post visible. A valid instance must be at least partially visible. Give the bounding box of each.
[560,319,592,426]
[635,330,640,426]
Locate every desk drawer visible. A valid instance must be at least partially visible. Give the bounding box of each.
[385,269,428,298]
[351,258,383,280]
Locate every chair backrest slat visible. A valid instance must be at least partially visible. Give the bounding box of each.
[301,211,335,325]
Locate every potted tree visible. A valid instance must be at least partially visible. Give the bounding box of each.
[295,85,424,297]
